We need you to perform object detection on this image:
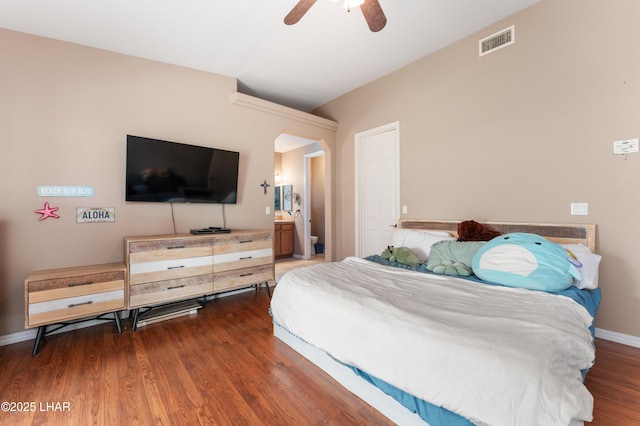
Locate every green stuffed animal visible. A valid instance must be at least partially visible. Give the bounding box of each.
[428,259,473,276]
[381,246,422,267]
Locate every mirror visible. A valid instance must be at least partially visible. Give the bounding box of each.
[274,186,281,211]
[282,184,293,211]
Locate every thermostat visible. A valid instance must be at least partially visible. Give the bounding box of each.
[613,138,639,155]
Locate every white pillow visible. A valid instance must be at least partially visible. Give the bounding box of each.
[389,228,456,260]
[562,244,602,289]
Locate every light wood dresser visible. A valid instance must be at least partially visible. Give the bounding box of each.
[24,230,274,353]
[125,229,273,329]
[24,262,126,355]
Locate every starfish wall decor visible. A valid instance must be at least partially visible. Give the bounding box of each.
[35,202,60,221]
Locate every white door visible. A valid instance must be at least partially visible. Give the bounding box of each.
[355,122,400,257]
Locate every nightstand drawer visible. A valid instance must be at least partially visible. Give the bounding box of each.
[29,279,124,304]
[29,289,124,326]
[129,274,213,308]
[27,270,125,293]
[213,264,273,292]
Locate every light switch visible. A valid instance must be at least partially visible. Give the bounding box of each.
[265,206,270,215]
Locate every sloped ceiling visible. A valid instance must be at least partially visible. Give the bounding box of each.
[0,0,539,112]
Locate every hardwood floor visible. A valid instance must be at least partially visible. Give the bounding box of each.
[1,288,638,425]
[0,289,392,426]
[586,339,640,425]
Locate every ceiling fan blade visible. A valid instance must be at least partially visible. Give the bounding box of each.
[284,0,318,25]
[360,0,387,32]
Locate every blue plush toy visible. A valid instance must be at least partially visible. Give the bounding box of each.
[471,233,582,291]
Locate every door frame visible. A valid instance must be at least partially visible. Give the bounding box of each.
[304,150,325,259]
[354,121,400,257]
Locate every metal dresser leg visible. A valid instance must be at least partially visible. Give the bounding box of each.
[32,326,46,356]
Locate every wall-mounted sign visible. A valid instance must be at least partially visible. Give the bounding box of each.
[76,207,115,223]
[38,186,94,197]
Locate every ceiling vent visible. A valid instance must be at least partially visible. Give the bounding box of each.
[479,25,515,57]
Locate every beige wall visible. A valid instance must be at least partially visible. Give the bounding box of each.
[274,152,283,212]
[0,29,336,336]
[314,0,640,338]
[311,155,326,247]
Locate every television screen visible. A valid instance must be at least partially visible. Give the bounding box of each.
[125,135,239,203]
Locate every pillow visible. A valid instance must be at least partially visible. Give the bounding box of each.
[457,220,502,242]
[562,244,601,289]
[471,233,582,292]
[426,241,486,276]
[389,228,456,259]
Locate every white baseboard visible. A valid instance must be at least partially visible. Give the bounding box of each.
[594,328,640,348]
[0,329,39,347]
[0,313,126,347]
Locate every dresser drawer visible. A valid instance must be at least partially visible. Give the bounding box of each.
[128,240,213,264]
[213,243,273,273]
[128,237,213,253]
[212,231,272,251]
[213,231,272,272]
[213,264,273,292]
[129,255,213,285]
[129,274,213,308]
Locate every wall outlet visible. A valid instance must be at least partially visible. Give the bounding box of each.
[265,206,270,215]
[570,203,588,216]
[613,138,639,154]
[402,205,408,214]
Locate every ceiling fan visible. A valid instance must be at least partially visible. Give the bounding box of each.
[284,0,387,32]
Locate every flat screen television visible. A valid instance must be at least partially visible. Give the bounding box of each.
[125,135,239,203]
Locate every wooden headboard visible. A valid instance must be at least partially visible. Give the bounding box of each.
[398,219,596,252]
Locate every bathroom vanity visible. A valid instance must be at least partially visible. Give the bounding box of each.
[274,220,294,258]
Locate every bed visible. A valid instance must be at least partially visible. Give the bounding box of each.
[270,219,601,426]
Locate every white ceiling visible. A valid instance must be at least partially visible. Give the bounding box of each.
[274,133,320,153]
[0,0,538,112]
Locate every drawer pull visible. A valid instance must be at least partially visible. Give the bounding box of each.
[240,240,253,243]
[167,246,185,250]
[240,256,253,260]
[240,273,254,277]
[68,301,93,308]
[167,265,185,270]
[167,285,185,290]
[68,280,94,287]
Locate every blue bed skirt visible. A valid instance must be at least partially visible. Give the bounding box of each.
[355,255,602,426]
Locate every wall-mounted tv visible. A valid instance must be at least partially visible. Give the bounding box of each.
[125,135,239,204]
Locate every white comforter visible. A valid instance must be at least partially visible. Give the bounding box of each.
[270,257,596,426]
